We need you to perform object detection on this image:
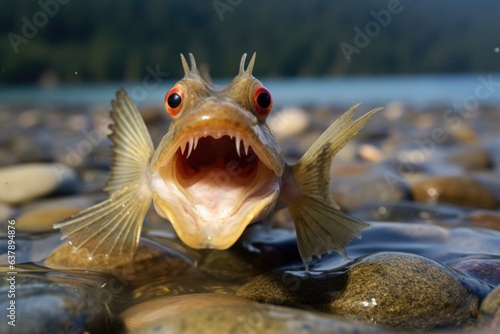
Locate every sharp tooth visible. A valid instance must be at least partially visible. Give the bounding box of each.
[186,137,194,159]
[235,137,241,157]
[180,141,187,155]
[244,142,250,156]
[193,137,199,151]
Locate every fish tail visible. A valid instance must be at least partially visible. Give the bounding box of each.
[54,89,154,259]
[286,104,382,264]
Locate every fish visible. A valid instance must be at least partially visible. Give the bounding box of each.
[54,53,382,265]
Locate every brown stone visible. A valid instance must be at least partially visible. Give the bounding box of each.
[237,252,479,332]
[410,176,499,209]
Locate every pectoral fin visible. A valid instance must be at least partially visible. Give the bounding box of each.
[54,89,154,259]
[283,104,382,264]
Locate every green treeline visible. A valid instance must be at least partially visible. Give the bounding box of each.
[1,0,499,84]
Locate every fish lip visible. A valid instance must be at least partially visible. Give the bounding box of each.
[153,99,284,177]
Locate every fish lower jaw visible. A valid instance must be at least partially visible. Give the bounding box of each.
[151,172,280,250]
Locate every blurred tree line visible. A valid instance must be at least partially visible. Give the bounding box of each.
[1,0,499,84]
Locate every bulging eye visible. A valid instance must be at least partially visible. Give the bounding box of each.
[253,86,273,117]
[164,86,184,116]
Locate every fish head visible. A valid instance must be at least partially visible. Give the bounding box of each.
[150,53,285,249]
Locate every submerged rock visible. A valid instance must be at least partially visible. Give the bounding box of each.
[45,238,193,286]
[127,294,389,334]
[120,293,254,331]
[0,163,80,204]
[478,285,500,330]
[450,256,500,287]
[131,272,241,302]
[237,252,479,332]
[0,273,105,334]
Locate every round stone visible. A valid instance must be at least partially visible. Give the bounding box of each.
[478,285,500,330]
[237,252,480,332]
[409,176,499,209]
[0,163,80,204]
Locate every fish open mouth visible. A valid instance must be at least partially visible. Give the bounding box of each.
[152,126,281,248]
[175,133,259,187]
[151,100,284,249]
[164,126,279,218]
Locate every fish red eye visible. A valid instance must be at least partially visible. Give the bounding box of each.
[164,86,184,116]
[253,86,272,117]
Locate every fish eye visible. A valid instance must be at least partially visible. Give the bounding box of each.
[164,86,184,116]
[253,86,273,117]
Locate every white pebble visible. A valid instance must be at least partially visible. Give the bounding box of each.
[0,163,77,204]
[267,107,309,140]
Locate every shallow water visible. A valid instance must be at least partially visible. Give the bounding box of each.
[1,73,499,107]
[1,79,500,332]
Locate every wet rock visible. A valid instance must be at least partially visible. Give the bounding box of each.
[0,163,80,204]
[0,273,106,334]
[450,256,500,287]
[45,238,193,286]
[409,175,499,209]
[199,250,259,280]
[128,295,388,334]
[358,144,384,162]
[237,252,479,332]
[331,174,410,211]
[14,194,106,230]
[131,272,241,301]
[478,285,500,330]
[331,161,376,177]
[121,293,254,331]
[441,146,492,171]
[16,206,81,233]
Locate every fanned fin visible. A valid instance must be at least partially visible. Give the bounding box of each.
[286,104,383,264]
[54,89,154,259]
[105,89,154,194]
